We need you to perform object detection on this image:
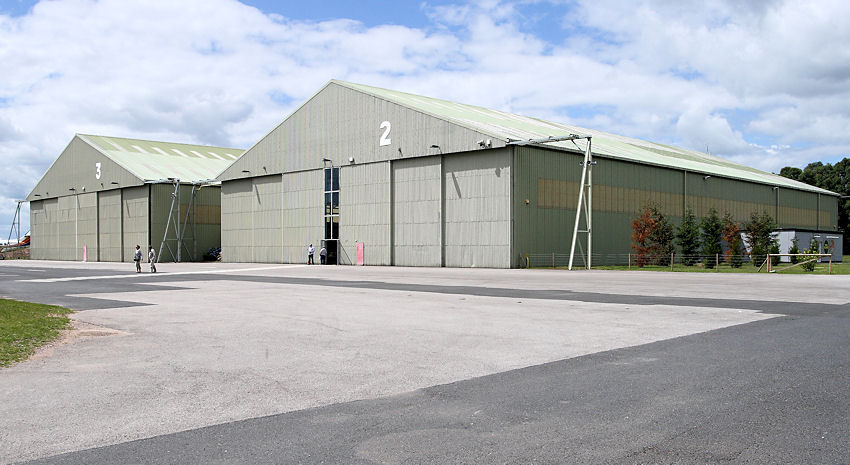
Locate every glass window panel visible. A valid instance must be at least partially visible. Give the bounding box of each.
[332,168,340,191]
[332,192,339,208]
[324,169,331,192]
[332,216,339,239]
[325,216,332,240]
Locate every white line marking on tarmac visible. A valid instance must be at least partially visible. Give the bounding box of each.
[19,265,304,283]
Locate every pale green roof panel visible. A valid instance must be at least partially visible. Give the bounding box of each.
[78,134,243,182]
[336,80,835,196]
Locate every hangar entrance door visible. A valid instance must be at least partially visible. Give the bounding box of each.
[323,165,339,265]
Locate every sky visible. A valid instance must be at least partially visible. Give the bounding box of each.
[1,0,849,237]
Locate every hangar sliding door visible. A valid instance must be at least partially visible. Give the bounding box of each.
[392,156,442,266]
[98,189,122,261]
[443,150,511,268]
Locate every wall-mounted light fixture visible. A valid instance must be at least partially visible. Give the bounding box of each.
[68,187,76,191]
[241,169,250,173]
[34,194,41,197]
[703,175,712,180]
[110,181,119,185]
[429,144,441,154]
[348,157,355,164]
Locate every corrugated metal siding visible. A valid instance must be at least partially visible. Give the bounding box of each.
[338,162,390,265]
[29,200,46,260]
[444,149,511,268]
[283,169,324,263]
[219,82,498,182]
[281,170,323,263]
[149,184,174,261]
[686,172,775,224]
[392,156,442,266]
[97,190,123,261]
[76,192,98,261]
[150,183,223,262]
[221,179,254,262]
[251,176,283,263]
[819,195,838,230]
[778,189,818,229]
[27,194,98,261]
[512,146,582,266]
[513,146,836,266]
[27,136,143,201]
[122,185,149,262]
[193,185,223,260]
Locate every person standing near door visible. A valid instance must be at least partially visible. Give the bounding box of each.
[133,245,142,273]
[307,244,315,264]
[319,245,327,264]
[148,246,157,273]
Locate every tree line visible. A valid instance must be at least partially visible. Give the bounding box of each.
[780,157,849,249]
[631,206,820,270]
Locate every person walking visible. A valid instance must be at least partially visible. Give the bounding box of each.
[133,245,142,273]
[307,244,315,264]
[319,245,327,264]
[148,246,157,273]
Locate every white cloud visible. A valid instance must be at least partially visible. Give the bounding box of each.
[1,0,849,235]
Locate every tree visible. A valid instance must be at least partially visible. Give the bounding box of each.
[631,204,675,267]
[779,166,802,181]
[676,207,700,265]
[744,211,777,267]
[700,208,723,269]
[789,238,800,264]
[779,157,850,251]
[722,212,743,268]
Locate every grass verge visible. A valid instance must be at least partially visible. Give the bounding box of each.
[0,299,72,367]
[590,256,850,274]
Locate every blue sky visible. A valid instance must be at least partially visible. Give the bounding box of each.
[1,0,849,237]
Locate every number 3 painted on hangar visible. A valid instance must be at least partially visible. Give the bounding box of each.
[95,162,102,179]
[379,121,391,146]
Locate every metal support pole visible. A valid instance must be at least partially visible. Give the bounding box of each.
[7,201,22,244]
[159,180,181,263]
[568,136,593,270]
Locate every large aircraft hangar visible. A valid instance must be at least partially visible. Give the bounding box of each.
[27,134,243,262]
[217,80,840,268]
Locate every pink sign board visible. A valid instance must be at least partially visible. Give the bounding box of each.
[356,242,364,266]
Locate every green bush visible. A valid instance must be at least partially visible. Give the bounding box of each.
[789,238,800,264]
[770,243,780,266]
[801,239,819,272]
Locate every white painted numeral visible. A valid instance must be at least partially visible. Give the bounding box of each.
[379,121,391,146]
[95,162,102,180]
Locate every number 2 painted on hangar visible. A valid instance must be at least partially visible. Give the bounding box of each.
[379,121,391,146]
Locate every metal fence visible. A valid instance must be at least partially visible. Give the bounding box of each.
[524,252,835,271]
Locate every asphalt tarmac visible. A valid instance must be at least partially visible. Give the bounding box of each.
[0,261,847,464]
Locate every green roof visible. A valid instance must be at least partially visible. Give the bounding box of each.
[79,134,243,182]
[336,81,835,196]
